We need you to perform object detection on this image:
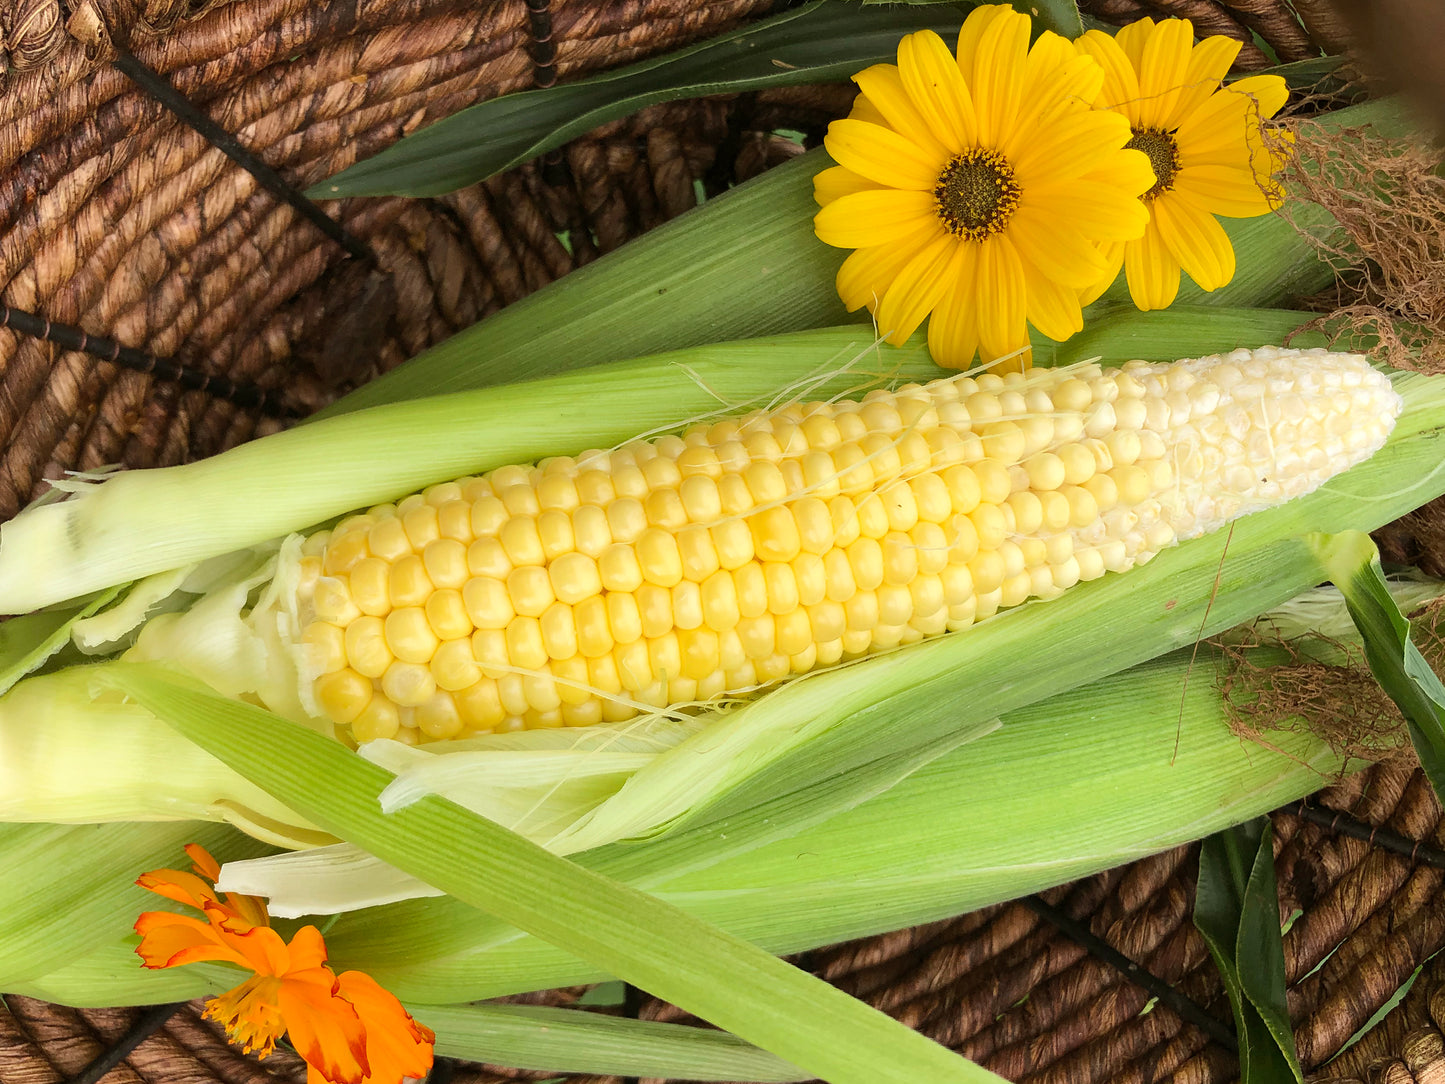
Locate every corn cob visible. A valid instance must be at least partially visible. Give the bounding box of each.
[274,347,1399,745]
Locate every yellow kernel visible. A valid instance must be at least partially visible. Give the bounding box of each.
[466,537,511,578]
[969,504,1008,549]
[744,461,788,504]
[880,482,918,533]
[600,543,644,592]
[638,528,684,587]
[616,639,653,690]
[388,555,433,608]
[855,494,889,540]
[845,538,883,592]
[792,552,827,606]
[470,496,508,537]
[576,470,616,505]
[351,698,401,743]
[575,596,614,657]
[677,627,721,680]
[345,615,394,679]
[587,652,623,696]
[572,505,612,556]
[302,621,348,675]
[948,514,980,562]
[833,443,875,494]
[505,616,549,671]
[717,473,753,515]
[672,580,704,630]
[648,632,682,684]
[1024,452,1066,491]
[368,518,412,562]
[537,474,580,512]
[860,433,902,483]
[432,637,481,691]
[883,533,919,586]
[507,565,555,618]
[350,557,391,616]
[637,583,674,639]
[500,516,545,567]
[1083,473,1119,511]
[750,506,802,562]
[1063,485,1100,528]
[312,577,362,625]
[499,483,540,517]
[844,590,879,631]
[1006,491,1044,534]
[761,561,799,615]
[802,450,841,498]
[911,522,949,574]
[1057,444,1098,485]
[737,614,776,658]
[315,668,372,725]
[701,570,741,631]
[941,563,973,606]
[382,661,436,707]
[524,669,563,713]
[641,456,682,491]
[323,530,370,575]
[808,600,846,642]
[552,655,591,705]
[645,488,688,530]
[471,628,508,677]
[607,592,644,644]
[734,563,768,619]
[426,481,464,506]
[828,495,861,547]
[541,602,578,660]
[538,510,575,560]
[561,700,604,727]
[607,498,648,543]
[677,445,722,478]
[679,475,722,522]
[462,577,513,630]
[678,525,721,581]
[1112,464,1152,505]
[417,691,464,740]
[425,588,472,641]
[403,505,440,549]
[711,518,755,569]
[386,607,440,664]
[436,502,471,540]
[967,550,1006,594]
[422,539,469,589]
[877,583,912,625]
[773,609,811,656]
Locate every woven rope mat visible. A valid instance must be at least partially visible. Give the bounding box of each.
[0,0,1437,1081]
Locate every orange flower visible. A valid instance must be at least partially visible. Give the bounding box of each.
[135,845,434,1084]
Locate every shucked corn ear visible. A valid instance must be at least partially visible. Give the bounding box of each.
[198,346,1400,745]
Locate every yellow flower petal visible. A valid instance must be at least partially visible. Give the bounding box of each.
[834,220,946,311]
[897,30,978,153]
[1010,109,1132,186]
[1136,19,1194,130]
[1008,48,1106,151]
[1171,163,1280,218]
[970,7,1031,148]
[1023,262,1085,343]
[851,63,950,162]
[813,166,880,208]
[1008,206,1108,289]
[1076,29,1141,121]
[824,119,942,191]
[848,92,888,128]
[976,235,1028,360]
[1223,74,1290,120]
[814,189,940,250]
[1124,222,1181,311]
[1164,34,1241,130]
[876,233,962,344]
[1175,75,1289,164]
[927,244,980,370]
[1113,16,1154,73]
[1079,239,1126,307]
[1153,193,1236,291]
[1022,179,1150,242]
[954,2,1015,90]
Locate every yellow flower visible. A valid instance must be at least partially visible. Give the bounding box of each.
[135,845,435,1084]
[1076,17,1291,310]
[813,4,1153,372]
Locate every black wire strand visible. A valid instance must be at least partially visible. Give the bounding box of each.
[65,1002,186,1084]
[1288,800,1445,869]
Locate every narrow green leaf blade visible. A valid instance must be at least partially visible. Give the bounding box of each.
[415,1003,808,1082]
[109,667,1008,1084]
[310,2,967,199]
[1311,530,1445,797]
[0,585,121,695]
[1012,0,1082,37]
[1195,819,1303,1084]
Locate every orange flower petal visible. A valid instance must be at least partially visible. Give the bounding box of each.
[1135,18,1195,130]
[277,968,371,1084]
[823,119,942,191]
[135,912,253,970]
[851,63,950,162]
[185,844,223,882]
[337,971,437,1084]
[137,867,221,912]
[1124,222,1182,311]
[814,189,939,250]
[897,30,977,153]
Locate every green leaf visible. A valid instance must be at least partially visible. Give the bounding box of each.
[1195,818,1304,1084]
[107,666,1008,1084]
[0,585,121,695]
[309,2,968,199]
[415,1002,809,1082]
[1310,530,1445,799]
[1011,0,1082,37]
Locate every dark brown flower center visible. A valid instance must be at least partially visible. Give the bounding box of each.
[934,149,1021,241]
[1126,127,1182,200]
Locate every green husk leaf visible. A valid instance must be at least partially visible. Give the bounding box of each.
[1011,0,1082,37]
[309,1,968,199]
[0,585,121,695]
[1310,530,1445,799]
[415,1003,807,1082]
[105,665,1007,1084]
[1195,818,1304,1084]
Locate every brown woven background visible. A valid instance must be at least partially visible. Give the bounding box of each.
[0,0,1438,1081]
